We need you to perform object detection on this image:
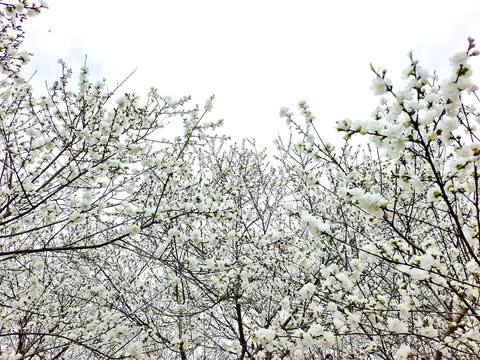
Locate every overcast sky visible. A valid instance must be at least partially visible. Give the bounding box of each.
[22,0,480,148]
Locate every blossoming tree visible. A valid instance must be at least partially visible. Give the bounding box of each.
[276,39,480,359]
[0,1,224,358]
[1,1,479,359]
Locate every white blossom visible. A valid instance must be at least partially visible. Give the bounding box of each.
[388,318,408,333]
[371,77,392,95]
[299,283,315,299]
[204,98,213,111]
[395,344,412,360]
[127,341,143,358]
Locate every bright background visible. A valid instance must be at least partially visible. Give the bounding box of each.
[22,0,480,148]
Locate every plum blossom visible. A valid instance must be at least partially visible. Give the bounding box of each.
[299,283,316,299]
[127,341,143,358]
[336,117,352,131]
[370,76,392,95]
[256,328,276,345]
[395,345,412,360]
[450,51,469,66]
[322,331,336,348]
[388,318,408,333]
[308,324,324,337]
[279,107,290,117]
[204,98,213,111]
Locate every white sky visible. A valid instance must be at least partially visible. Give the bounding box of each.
[23,0,480,148]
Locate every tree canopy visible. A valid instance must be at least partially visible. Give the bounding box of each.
[1,2,479,360]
